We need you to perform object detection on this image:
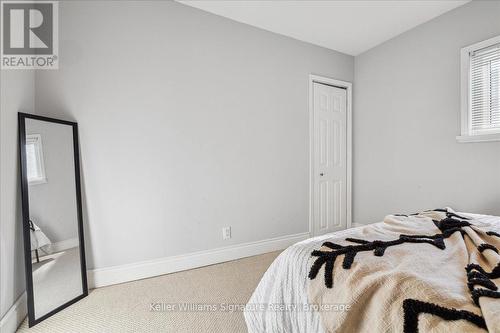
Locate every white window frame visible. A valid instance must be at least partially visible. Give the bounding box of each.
[26,134,47,185]
[457,35,500,143]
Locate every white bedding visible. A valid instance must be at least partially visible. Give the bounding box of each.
[244,212,500,333]
[30,220,51,251]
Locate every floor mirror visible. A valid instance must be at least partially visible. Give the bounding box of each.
[18,112,88,327]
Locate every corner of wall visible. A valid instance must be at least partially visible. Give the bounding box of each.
[0,70,35,325]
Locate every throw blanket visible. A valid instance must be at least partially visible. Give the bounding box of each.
[308,208,500,333]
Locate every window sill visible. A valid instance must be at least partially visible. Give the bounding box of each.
[456,133,500,143]
[28,178,47,186]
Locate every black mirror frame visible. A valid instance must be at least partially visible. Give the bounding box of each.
[18,112,88,327]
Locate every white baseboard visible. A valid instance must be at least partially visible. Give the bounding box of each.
[49,237,79,253]
[0,293,27,333]
[351,222,366,228]
[32,237,80,260]
[88,232,310,288]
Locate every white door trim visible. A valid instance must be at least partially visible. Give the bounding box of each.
[308,74,352,236]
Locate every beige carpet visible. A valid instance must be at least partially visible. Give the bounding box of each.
[17,251,280,333]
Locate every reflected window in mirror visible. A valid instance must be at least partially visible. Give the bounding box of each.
[26,134,47,185]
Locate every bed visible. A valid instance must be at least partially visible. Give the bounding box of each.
[29,219,51,262]
[244,209,500,333]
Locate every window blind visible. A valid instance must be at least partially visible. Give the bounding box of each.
[470,43,500,133]
[26,142,40,181]
[25,135,46,184]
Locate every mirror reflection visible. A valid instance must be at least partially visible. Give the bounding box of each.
[23,117,86,321]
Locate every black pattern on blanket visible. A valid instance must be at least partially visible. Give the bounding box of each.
[307,208,500,333]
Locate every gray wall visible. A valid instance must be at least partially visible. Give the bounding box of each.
[0,71,35,318]
[353,0,500,224]
[34,1,354,270]
[26,120,79,244]
[6,0,498,321]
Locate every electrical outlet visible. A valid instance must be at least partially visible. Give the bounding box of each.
[222,226,231,240]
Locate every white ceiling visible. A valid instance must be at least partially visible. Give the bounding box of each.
[178,0,470,56]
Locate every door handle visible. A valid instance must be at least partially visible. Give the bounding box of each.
[320,173,324,176]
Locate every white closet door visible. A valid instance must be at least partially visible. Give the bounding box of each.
[312,82,347,235]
